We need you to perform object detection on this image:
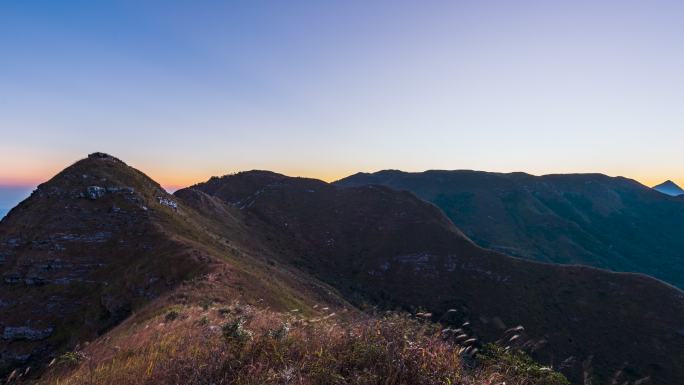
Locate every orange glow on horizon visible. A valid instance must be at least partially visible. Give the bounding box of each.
[105,169,684,193]
[0,160,682,192]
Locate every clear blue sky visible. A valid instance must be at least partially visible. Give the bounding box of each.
[1,0,683,209]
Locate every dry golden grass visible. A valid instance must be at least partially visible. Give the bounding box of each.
[31,303,565,385]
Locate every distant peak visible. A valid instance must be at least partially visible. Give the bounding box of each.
[654,180,680,188]
[88,152,112,159]
[653,180,684,196]
[29,153,165,200]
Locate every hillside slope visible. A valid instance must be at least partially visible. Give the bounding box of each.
[0,154,348,379]
[1,156,568,385]
[182,172,684,385]
[336,170,684,289]
[0,153,209,374]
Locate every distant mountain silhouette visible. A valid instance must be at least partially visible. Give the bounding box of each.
[337,170,684,289]
[0,209,8,220]
[653,180,684,196]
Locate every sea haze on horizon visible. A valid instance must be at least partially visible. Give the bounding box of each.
[0,185,35,218]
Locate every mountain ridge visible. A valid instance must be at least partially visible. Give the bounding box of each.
[1,156,684,384]
[182,169,684,385]
[336,169,684,288]
[0,154,351,379]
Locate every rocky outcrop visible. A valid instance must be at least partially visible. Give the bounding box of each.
[81,185,135,200]
[2,327,53,341]
[0,351,31,364]
[157,197,178,210]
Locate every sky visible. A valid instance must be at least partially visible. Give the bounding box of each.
[1,0,683,209]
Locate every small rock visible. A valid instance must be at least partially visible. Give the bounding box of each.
[6,238,20,248]
[3,273,22,285]
[24,276,46,286]
[1,351,31,364]
[86,186,106,200]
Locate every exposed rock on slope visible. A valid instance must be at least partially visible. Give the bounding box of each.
[0,153,210,374]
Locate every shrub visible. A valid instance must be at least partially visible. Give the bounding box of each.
[479,343,570,385]
[268,321,290,340]
[57,351,87,366]
[197,315,209,326]
[221,318,252,342]
[199,299,212,310]
[217,307,231,317]
[164,310,179,322]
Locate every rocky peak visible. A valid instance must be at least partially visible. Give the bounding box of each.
[88,152,121,160]
[0,155,189,376]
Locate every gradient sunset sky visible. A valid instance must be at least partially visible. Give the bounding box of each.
[1,0,683,208]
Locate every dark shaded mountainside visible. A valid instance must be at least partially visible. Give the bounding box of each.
[337,170,684,289]
[1,155,683,384]
[182,171,684,385]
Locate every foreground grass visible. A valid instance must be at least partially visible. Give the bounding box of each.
[33,303,567,385]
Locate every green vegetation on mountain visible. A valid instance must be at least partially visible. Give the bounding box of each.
[337,170,684,289]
